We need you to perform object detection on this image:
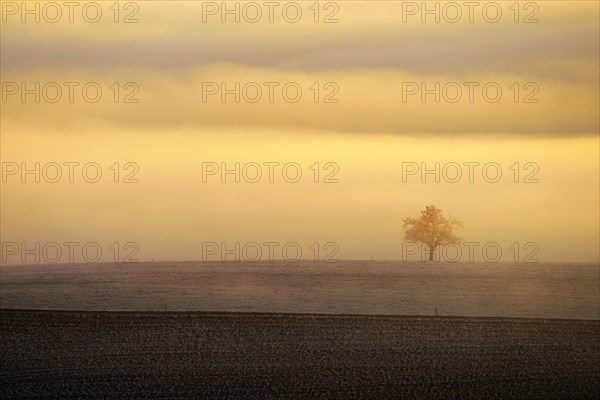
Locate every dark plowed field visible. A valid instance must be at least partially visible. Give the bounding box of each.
[1,310,598,399]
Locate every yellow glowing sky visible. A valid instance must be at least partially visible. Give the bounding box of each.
[1,1,598,263]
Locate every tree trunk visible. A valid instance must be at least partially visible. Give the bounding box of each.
[428,249,434,261]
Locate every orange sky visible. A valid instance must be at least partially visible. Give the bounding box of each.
[1,1,598,263]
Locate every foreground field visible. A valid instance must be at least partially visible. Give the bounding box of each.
[1,310,598,399]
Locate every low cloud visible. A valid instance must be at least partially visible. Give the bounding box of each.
[2,65,598,136]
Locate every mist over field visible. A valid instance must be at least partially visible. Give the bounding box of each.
[1,261,598,320]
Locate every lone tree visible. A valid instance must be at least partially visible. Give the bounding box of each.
[403,205,462,261]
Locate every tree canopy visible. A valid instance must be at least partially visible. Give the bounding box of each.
[403,205,462,261]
